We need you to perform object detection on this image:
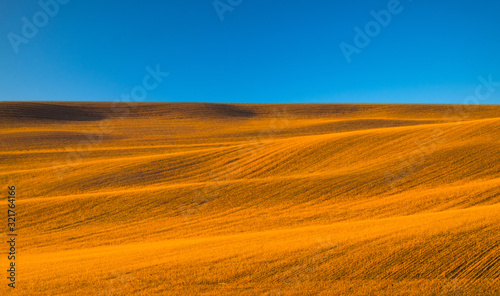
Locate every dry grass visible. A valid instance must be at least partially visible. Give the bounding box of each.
[1,102,499,295]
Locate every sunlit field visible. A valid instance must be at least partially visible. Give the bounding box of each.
[1,102,499,295]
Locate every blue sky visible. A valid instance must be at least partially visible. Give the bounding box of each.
[1,0,500,104]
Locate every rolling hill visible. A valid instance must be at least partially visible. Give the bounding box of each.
[1,102,499,295]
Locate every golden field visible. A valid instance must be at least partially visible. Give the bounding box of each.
[1,102,499,295]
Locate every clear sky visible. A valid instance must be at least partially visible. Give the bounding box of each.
[1,0,500,104]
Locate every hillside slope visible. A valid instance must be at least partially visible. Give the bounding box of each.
[1,102,499,295]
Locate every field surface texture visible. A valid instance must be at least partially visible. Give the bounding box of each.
[1,102,499,295]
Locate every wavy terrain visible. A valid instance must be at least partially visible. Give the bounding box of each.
[1,102,499,295]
